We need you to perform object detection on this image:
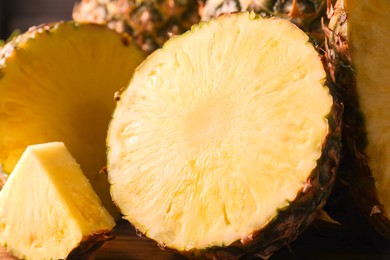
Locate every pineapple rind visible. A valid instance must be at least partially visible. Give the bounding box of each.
[73,0,202,54]
[324,0,390,238]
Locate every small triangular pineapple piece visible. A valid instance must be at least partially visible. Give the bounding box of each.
[0,142,115,260]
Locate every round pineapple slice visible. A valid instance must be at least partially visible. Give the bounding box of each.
[0,21,145,217]
[107,12,341,258]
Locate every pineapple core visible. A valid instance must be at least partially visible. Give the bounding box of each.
[0,142,115,260]
[347,0,390,218]
[108,13,332,251]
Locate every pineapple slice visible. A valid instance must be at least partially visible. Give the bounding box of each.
[0,21,145,217]
[0,142,115,260]
[325,0,390,238]
[107,12,341,258]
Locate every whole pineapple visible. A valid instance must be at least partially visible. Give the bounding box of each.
[324,0,390,238]
[73,0,203,54]
[201,0,328,46]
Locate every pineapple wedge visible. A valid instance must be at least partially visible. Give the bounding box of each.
[0,142,115,260]
[107,12,341,258]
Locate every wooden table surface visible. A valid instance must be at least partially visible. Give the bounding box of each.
[1,220,389,259]
[94,221,390,260]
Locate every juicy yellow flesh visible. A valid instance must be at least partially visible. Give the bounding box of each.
[0,22,144,216]
[108,14,332,250]
[0,142,115,260]
[346,0,390,218]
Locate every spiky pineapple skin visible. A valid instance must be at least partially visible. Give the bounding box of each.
[323,0,390,239]
[73,0,203,54]
[201,0,328,46]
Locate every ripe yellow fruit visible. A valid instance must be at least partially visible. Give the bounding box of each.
[107,12,341,258]
[0,142,115,260]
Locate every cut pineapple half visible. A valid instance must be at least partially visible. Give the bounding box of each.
[325,0,390,237]
[0,142,115,260]
[0,21,145,217]
[347,0,390,221]
[107,12,341,258]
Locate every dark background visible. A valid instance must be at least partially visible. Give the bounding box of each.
[0,0,75,40]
